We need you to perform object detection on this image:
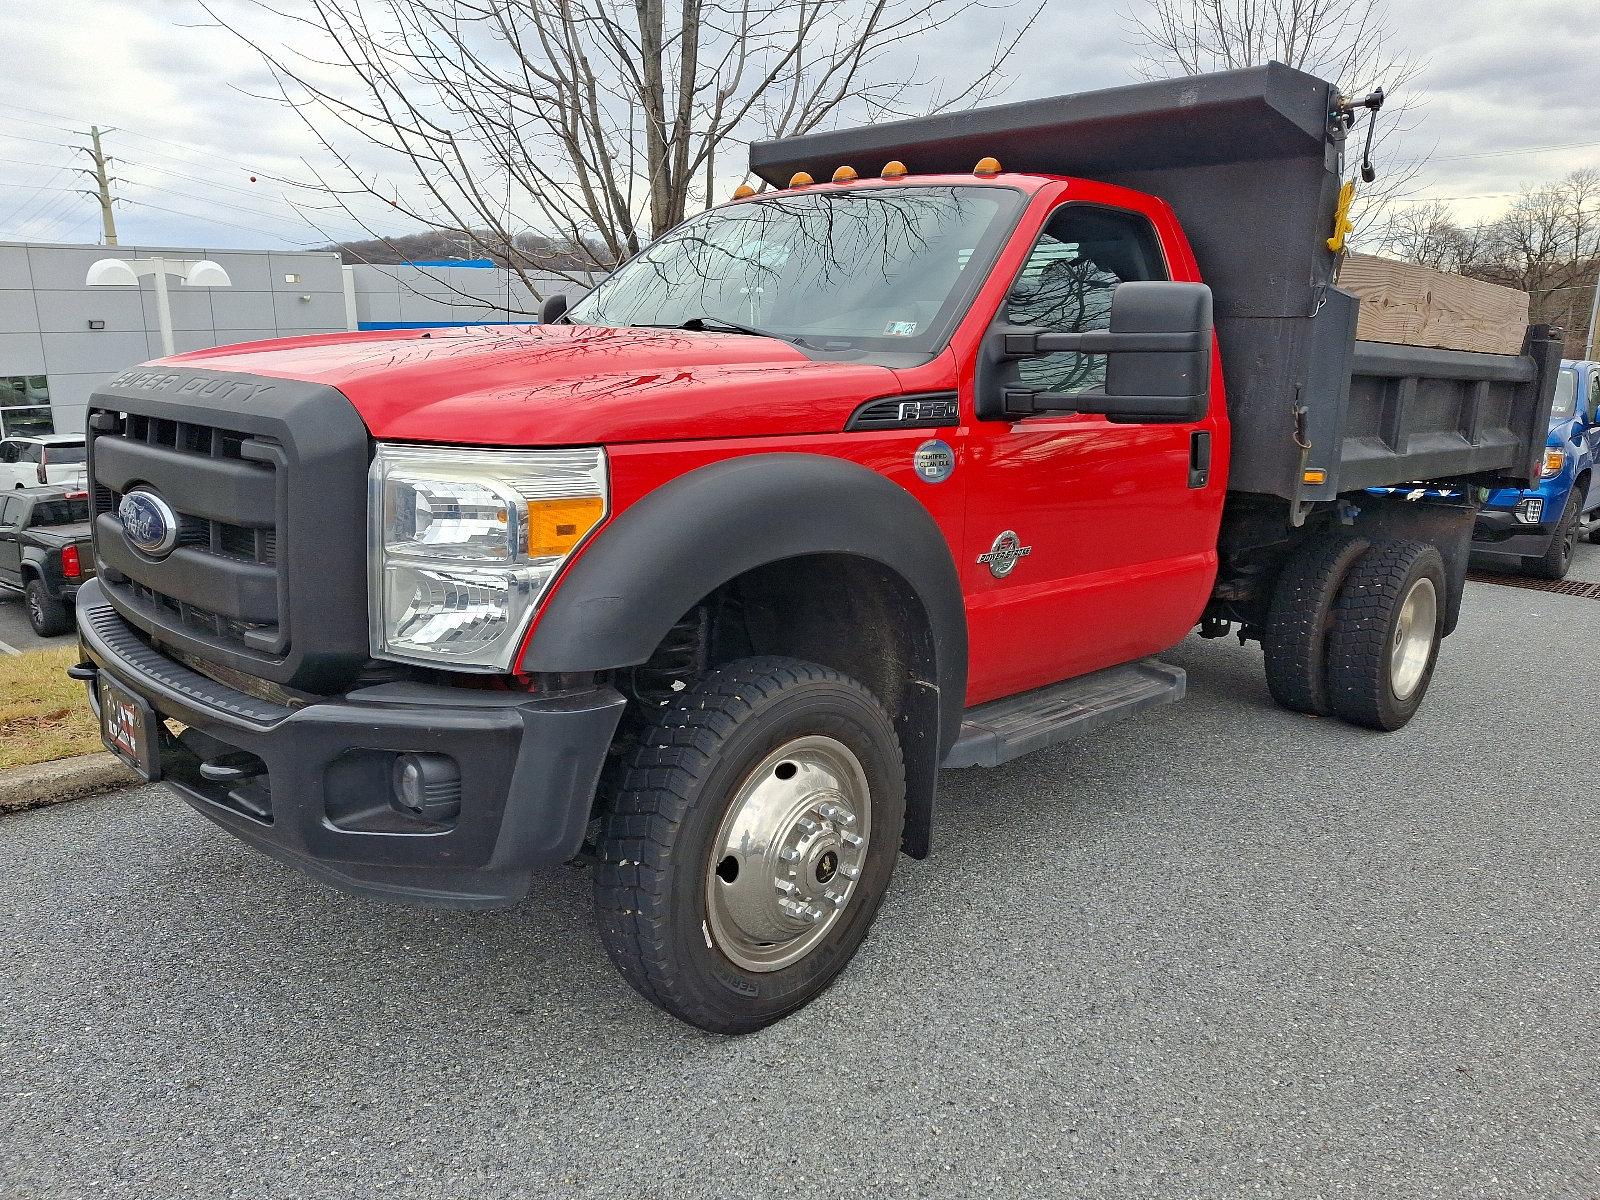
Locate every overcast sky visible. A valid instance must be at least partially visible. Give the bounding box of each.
[1,0,1595,251]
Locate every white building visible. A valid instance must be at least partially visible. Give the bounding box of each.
[0,241,590,437]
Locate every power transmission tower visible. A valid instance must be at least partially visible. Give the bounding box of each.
[75,125,119,246]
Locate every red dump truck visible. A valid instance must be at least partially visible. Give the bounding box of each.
[73,63,1559,1031]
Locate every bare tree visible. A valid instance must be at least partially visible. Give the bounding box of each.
[202,0,1042,305]
[1473,169,1600,357]
[1374,199,1485,275]
[1126,0,1426,233]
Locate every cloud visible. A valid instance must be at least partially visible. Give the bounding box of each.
[0,0,1594,248]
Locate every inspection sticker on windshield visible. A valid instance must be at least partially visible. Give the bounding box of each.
[914,439,955,484]
[883,320,918,337]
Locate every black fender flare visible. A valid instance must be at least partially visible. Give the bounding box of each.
[521,453,968,848]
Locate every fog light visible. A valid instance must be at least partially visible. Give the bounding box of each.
[1515,497,1544,525]
[391,754,462,822]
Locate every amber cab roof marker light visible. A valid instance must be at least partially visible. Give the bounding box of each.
[788,171,814,188]
[732,184,756,199]
[881,160,908,179]
[831,165,859,183]
[973,156,1002,176]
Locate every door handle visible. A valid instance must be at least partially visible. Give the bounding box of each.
[1188,430,1211,489]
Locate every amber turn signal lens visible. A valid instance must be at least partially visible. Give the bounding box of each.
[973,156,1001,176]
[1302,468,1327,485]
[881,160,908,179]
[527,495,605,558]
[789,171,814,187]
[1544,448,1566,475]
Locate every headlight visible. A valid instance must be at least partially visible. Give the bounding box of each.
[1541,448,1566,478]
[369,444,608,670]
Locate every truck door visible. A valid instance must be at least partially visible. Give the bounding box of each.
[0,441,20,490]
[1586,368,1600,511]
[0,495,23,582]
[962,201,1221,704]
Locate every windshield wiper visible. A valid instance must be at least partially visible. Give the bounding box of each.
[675,316,810,348]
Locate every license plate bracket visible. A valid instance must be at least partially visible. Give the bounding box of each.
[98,675,161,782]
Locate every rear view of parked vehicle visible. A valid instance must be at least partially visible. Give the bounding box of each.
[0,486,93,636]
[0,435,88,491]
[1470,360,1600,579]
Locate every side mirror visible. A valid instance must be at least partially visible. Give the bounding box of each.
[540,293,569,324]
[991,281,1213,424]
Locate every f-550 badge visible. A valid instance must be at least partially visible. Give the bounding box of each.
[978,530,1032,578]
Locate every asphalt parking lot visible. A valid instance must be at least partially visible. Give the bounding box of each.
[3,546,1598,1199]
[0,589,74,656]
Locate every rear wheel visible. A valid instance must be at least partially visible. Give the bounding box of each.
[1261,532,1370,715]
[24,578,71,637]
[592,656,905,1033]
[1325,540,1446,731]
[1528,488,1580,580]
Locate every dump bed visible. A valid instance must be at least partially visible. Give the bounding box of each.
[750,63,1562,506]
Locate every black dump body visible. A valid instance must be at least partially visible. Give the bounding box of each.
[750,63,1561,507]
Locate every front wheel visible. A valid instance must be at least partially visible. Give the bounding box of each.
[592,656,905,1033]
[1528,488,1581,579]
[1325,540,1446,731]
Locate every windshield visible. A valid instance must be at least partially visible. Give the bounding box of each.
[567,185,1022,356]
[29,497,89,527]
[1551,369,1577,421]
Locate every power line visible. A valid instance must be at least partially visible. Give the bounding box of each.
[1434,138,1600,162]
[122,198,321,246]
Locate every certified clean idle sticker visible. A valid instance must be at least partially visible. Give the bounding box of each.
[913,439,955,483]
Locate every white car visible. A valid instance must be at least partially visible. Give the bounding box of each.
[0,434,88,491]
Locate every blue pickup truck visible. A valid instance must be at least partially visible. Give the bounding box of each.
[1470,360,1600,579]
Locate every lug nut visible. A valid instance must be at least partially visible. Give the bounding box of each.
[841,831,863,848]
[840,864,860,880]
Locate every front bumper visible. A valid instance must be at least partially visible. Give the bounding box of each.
[1470,506,1552,563]
[74,579,626,908]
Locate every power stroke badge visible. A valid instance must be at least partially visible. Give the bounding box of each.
[978,530,1032,578]
[913,439,955,484]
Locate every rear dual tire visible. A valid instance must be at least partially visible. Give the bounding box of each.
[1263,535,1445,731]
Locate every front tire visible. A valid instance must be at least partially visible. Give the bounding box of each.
[25,578,72,637]
[1325,541,1446,731]
[1528,488,1581,579]
[592,656,905,1033]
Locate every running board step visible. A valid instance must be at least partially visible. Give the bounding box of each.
[944,658,1185,769]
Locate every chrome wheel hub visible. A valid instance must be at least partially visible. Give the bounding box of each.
[705,735,871,973]
[1389,575,1437,701]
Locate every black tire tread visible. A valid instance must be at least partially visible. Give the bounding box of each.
[1325,540,1444,731]
[1528,487,1581,580]
[25,578,72,637]
[1262,533,1370,715]
[592,655,899,1028]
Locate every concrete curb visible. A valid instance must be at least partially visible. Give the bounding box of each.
[0,753,139,815]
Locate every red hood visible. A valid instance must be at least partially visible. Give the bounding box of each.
[164,325,901,445]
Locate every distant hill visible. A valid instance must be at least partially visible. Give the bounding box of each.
[327,229,607,272]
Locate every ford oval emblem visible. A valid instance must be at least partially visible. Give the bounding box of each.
[118,490,180,558]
